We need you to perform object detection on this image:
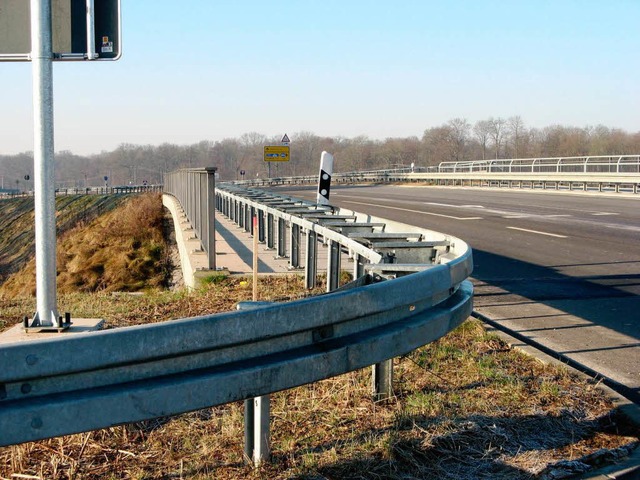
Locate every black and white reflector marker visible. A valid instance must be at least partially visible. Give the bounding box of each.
[316,151,334,205]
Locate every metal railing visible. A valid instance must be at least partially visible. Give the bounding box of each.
[0,184,472,447]
[232,155,640,194]
[0,184,163,200]
[163,168,217,269]
[438,155,640,173]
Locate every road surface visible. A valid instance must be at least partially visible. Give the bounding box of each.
[275,184,640,402]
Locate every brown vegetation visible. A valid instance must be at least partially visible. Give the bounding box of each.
[0,195,127,286]
[0,193,170,298]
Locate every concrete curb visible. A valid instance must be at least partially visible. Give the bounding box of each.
[163,194,211,289]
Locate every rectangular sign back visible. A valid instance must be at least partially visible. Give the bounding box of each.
[0,0,121,61]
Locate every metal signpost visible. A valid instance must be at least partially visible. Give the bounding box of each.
[1,0,121,330]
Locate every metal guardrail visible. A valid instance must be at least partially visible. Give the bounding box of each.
[438,155,640,173]
[0,184,472,447]
[0,184,164,200]
[163,168,217,269]
[232,155,640,194]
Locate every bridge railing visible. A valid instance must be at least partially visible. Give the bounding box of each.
[232,155,640,193]
[163,167,217,269]
[438,155,640,174]
[0,183,472,447]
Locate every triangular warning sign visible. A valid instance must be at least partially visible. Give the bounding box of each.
[281,133,290,144]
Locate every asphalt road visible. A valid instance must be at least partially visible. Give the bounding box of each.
[275,184,640,401]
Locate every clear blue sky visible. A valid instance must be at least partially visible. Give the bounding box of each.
[1,0,639,155]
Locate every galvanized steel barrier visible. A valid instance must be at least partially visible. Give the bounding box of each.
[0,182,472,447]
[163,167,217,269]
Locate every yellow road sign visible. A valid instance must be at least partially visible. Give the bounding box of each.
[264,145,290,162]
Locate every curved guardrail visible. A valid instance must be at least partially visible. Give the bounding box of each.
[0,186,472,447]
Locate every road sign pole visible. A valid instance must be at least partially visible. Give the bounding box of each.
[86,0,97,60]
[30,0,60,328]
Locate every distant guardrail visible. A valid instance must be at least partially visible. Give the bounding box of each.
[437,155,640,173]
[0,184,472,447]
[0,184,163,199]
[233,155,640,194]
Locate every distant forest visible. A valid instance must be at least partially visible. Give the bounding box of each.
[1,116,639,190]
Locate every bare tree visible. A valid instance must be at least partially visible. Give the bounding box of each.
[507,116,525,159]
[473,120,492,160]
[448,118,471,161]
[488,117,506,159]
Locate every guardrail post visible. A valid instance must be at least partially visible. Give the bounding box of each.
[244,398,254,462]
[327,240,341,292]
[253,396,270,465]
[305,230,318,289]
[372,359,394,401]
[250,207,256,235]
[237,301,272,466]
[266,213,274,249]
[353,253,366,279]
[245,204,252,232]
[258,210,265,243]
[276,218,286,258]
[290,224,301,268]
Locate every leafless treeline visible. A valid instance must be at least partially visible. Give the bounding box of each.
[1,117,639,188]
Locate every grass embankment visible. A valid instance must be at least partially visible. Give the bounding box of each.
[1,276,637,480]
[0,195,127,286]
[0,193,170,299]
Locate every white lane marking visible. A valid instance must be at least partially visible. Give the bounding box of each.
[424,202,576,220]
[503,213,572,219]
[506,226,568,238]
[592,212,619,216]
[344,200,483,220]
[425,202,485,208]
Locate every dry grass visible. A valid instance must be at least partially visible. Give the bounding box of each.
[0,195,127,286]
[0,194,170,298]
[0,277,637,480]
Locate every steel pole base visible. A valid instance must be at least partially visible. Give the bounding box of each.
[24,311,70,333]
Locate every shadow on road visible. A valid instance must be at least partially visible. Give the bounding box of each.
[471,248,640,403]
[472,248,640,341]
